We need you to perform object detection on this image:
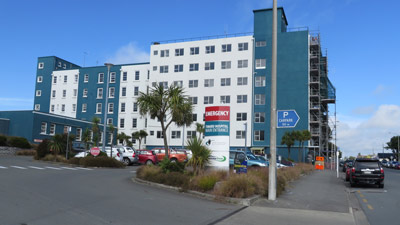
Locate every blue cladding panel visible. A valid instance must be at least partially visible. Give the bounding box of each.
[0,111,34,141]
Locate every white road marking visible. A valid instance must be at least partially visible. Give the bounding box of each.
[76,167,93,171]
[45,166,62,170]
[130,171,136,173]
[10,166,27,169]
[28,166,45,170]
[61,167,78,170]
[0,166,7,169]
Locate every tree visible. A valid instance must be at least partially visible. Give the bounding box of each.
[186,137,211,175]
[108,124,116,150]
[281,131,296,160]
[386,136,400,160]
[132,130,148,149]
[294,130,311,162]
[82,128,92,150]
[196,123,205,138]
[117,132,131,146]
[91,117,101,147]
[48,134,64,156]
[137,84,193,159]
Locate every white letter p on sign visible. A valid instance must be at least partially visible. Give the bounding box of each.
[283,112,289,118]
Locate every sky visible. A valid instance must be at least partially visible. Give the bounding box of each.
[1,0,399,157]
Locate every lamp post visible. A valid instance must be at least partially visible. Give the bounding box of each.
[244,122,247,152]
[102,63,113,153]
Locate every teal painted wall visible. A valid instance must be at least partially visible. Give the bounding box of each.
[0,111,34,141]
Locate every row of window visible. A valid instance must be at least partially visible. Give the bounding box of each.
[187,94,265,105]
[50,71,145,85]
[51,74,79,84]
[147,129,265,141]
[154,59,253,73]
[154,42,250,57]
[152,77,255,89]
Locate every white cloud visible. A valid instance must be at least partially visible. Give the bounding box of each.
[337,105,400,158]
[107,42,149,65]
[351,105,375,115]
[372,84,392,97]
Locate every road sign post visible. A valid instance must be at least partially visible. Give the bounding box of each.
[90,147,100,157]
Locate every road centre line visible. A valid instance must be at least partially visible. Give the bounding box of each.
[10,166,27,169]
[76,167,93,170]
[367,204,373,210]
[0,166,7,169]
[45,166,62,170]
[28,166,45,170]
[61,167,78,170]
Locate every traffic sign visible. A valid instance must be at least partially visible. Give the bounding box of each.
[277,110,300,128]
[90,147,100,156]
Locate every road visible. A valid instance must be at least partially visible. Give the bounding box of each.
[345,167,400,225]
[0,156,240,225]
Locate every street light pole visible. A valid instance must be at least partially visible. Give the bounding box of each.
[268,0,278,201]
[102,63,113,153]
[244,122,247,152]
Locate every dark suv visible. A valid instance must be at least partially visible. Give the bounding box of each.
[349,158,384,188]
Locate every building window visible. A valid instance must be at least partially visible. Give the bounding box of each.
[255,94,265,105]
[120,118,125,128]
[175,48,184,56]
[157,131,163,139]
[205,62,215,71]
[64,75,68,83]
[221,61,231,69]
[108,103,114,114]
[128,118,136,128]
[133,71,139,81]
[96,103,102,114]
[72,104,76,112]
[36,90,41,97]
[204,96,214,104]
[61,104,65,112]
[204,79,214,87]
[189,97,198,104]
[255,76,266,87]
[134,86,139,96]
[58,62,62,67]
[52,90,56,98]
[133,102,138,112]
[188,80,198,88]
[122,72,127,81]
[238,60,248,68]
[73,89,77,97]
[173,81,183,88]
[35,104,40,111]
[160,65,169,73]
[50,105,55,112]
[237,113,247,121]
[37,76,43,83]
[40,122,47,134]
[98,73,104,83]
[237,95,248,103]
[190,47,199,55]
[84,74,89,82]
[109,87,115,98]
[110,72,116,83]
[237,77,248,86]
[107,133,113,145]
[160,50,169,57]
[38,62,44,69]
[76,128,82,141]
[189,63,199,71]
[83,88,88,97]
[121,87,126,97]
[256,41,267,47]
[256,59,266,69]
[74,74,79,83]
[153,50,158,55]
[63,64,66,69]
[145,118,147,128]
[236,131,245,139]
[52,76,57,84]
[254,130,265,141]
[82,103,87,112]
[97,88,103,99]
[159,82,168,89]
[174,64,183,72]
[121,102,126,113]
[221,78,231,86]
[171,131,181,139]
[150,131,154,136]
[153,66,157,71]
[238,42,249,51]
[63,126,69,134]
[107,118,113,125]
[255,112,265,123]
[205,45,215,54]
[62,90,66,98]
[220,95,230,104]
[222,44,231,52]
[187,131,196,139]
[192,114,197,122]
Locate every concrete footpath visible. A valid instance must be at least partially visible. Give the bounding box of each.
[215,170,368,225]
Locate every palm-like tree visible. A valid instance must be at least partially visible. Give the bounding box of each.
[137,84,193,159]
[297,130,311,162]
[186,137,211,175]
[91,117,101,146]
[49,134,64,156]
[132,130,148,149]
[82,128,92,150]
[117,132,131,146]
[281,131,296,160]
[195,123,205,138]
[108,124,116,150]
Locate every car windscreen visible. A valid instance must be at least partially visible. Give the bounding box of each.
[247,154,257,160]
[356,161,380,169]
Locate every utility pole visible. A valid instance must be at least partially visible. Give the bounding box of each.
[268,0,278,201]
[102,63,113,153]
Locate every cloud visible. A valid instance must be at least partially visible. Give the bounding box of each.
[351,105,375,115]
[337,105,400,157]
[0,97,33,110]
[107,42,149,65]
[372,84,392,97]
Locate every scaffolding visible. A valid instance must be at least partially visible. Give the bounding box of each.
[309,33,336,163]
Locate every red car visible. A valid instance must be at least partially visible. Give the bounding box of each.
[137,150,158,165]
[346,167,351,181]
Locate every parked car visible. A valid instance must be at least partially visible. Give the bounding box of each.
[112,145,138,165]
[74,150,90,158]
[229,150,268,167]
[137,150,158,165]
[349,158,384,188]
[152,148,188,163]
[381,160,388,167]
[103,147,123,161]
[345,166,351,181]
[342,160,354,172]
[392,161,400,169]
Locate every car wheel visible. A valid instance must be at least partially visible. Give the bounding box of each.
[123,158,131,165]
[345,176,349,182]
[350,180,356,187]
[146,160,154,165]
[170,158,177,163]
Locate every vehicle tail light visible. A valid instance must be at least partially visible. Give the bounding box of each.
[117,153,120,157]
[381,168,384,174]
[351,167,355,173]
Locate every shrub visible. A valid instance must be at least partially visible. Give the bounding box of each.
[195,175,218,192]
[137,165,190,189]
[16,150,36,156]
[214,174,262,198]
[67,157,81,165]
[0,135,7,146]
[79,155,125,168]
[159,157,185,173]
[35,139,50,159]
[41,154,68,163]
[8,136,31,149]
[137,165,163,180]
[163,172,190,188]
